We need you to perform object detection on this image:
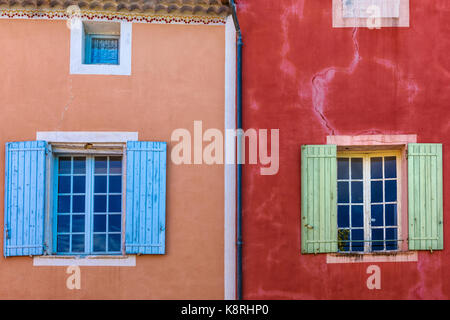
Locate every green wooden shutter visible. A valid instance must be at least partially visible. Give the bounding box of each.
[408,143,443,251]
[301,145,338,254]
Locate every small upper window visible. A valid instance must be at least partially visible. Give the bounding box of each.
[70,21,132,75]
[332,0,409,28]
[83,22,120,65]
[343,0,400,19]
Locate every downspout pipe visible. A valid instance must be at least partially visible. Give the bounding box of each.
[229,0,243,301]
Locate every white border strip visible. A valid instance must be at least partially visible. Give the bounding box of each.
[33,255,136,267]
[224,15,237,300]
[37,131,138,143]
[327,251,417,264]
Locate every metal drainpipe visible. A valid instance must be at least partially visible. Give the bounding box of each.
[229,0,243,301]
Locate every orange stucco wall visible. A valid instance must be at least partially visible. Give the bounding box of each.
[0,19,226,299]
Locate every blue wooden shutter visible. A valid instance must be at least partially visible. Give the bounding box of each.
[408,143,444,251]
[4,141,47,257]
[85,35,120,65]
[301,145,338,254]
[125,141,167,255]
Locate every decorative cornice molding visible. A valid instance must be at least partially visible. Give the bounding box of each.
[0,7,227,24]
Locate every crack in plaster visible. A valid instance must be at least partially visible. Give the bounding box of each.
[57,77,74,130]
[311,28,362,135]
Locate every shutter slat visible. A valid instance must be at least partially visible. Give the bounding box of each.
[125,141,167,255]
[4,141,47,257]
[408,143,443,251]
[301,145,338,254]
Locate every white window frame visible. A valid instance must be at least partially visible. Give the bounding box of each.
[70,21,132,75]
[337,150,402,253]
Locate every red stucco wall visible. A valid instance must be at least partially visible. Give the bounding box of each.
[238,0,450,299]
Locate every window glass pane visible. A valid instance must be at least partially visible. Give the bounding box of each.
[371,157,383,179]
[109,157,122,174]
[57,235,70,253]
[95,157,108,174]
[73,157,86,174]
[371,204,384,227]
[94,215,107,232]
[108,234,121,252]
[59,157,71,175]
[351,205,364,228]
[108,195,121,213]
[72,234,85,253]
[338,205,350,228]
[93,234,106,252]
[371,229,384,251]
[72,195,85,213]
[94,176,107,193]
[73,176,85,194]
[386,228,398,250]
[384,156,397,178]
[58,176,71,194]
[385,204,397,226]
[385,180,397,202]
[56,155,123,255]
[57,215,70,233]
[351,229,364,252]
[58,196,71,213]
[338,229,350,252]
[109,214,122,232]
[91,38,119,65]
[351,181,363,203]
[351,158,363,179]
[338,182,349,203]
[94,195,107,212]
[109,176,122,193]
[72,215,85,233]
[371,181,383,203]
[337,158,349,180]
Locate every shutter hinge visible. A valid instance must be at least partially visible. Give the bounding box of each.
[5,228,10,240]
[45,145,52,155]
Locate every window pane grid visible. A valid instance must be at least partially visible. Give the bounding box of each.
[337,157,364,252]
[56,157,86,254]
[55,156,122,255]
[93,156,122,253]
[338,154,399,253]
[370,156,398,252]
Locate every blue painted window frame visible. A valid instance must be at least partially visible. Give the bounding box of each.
[52,155,123,256]
[84,34,120,65]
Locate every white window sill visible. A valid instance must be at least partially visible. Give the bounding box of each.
[326,251,417,264]
[33,255,136,267]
